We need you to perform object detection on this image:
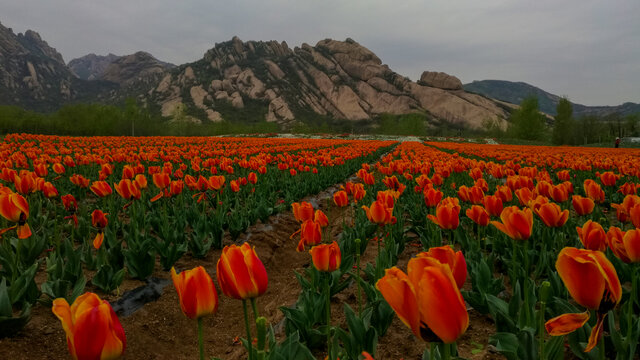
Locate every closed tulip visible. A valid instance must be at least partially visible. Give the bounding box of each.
[292,201,314,222]
[423,187,443,207]
[90,181,112,197]
[495,185,513,203]
[171,266,219,319]
[333,190,348,207]
[535,202,569,228]
[52,292,126,360]
[217,243,268,300]
[483,195,503,217]
[572,195,595,216]
[545,247,621,352]
[576,220,607,252]
[295,220,322,252]
[491,206,533,240]
[362,200,395,225]
[427,197,460,230]
[309,241,341,272]
[376,259,468,344]
[584,179,605,203]
[413,246,467,289]
[622,229,640,263]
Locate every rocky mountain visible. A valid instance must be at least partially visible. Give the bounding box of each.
[1,22,510,129]
[147,37,509,128]
[0,22,117,111]
[68,52,174,84]
[464,80,640,117]
[68,53,120,80]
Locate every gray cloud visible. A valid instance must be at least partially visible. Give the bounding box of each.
[1,0,638,105]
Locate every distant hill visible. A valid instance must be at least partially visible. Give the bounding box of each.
[464,80,640,117]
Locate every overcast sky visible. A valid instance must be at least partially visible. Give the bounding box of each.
[2,0,638,106]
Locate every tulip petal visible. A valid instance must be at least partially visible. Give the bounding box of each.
[545,311,590,336]
[585,312,606,353]
[418,263,469,343]
[376,267,421,338]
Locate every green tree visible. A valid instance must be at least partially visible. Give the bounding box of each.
[552,97,574,145]
[509,96,547,140]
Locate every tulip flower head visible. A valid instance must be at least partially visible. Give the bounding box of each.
[427,197,460,230]
[309,241,342,272]
[535,202,569,228]
[576,220,607,252]
[376,258,468,344]
[0,192,31,239]
[545,247,621,352]
[491,206,533,241]
[466,205,490,227]
[171,266,219,319]
[572,195,595,216]
[91,210,108,250]
[217,243,268,300]
[52,292,126,360]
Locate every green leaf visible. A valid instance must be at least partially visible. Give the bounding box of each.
[489,332,519,360]
[0,278,12,317]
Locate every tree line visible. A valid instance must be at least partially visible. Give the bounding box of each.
[497,96,639,145]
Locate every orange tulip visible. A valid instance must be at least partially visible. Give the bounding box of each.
[90,181,113,197]
[295,220,322,252]
[630,204,640,229]
[333,190,348,207]
[53,163,65,175]
[134,174,147,189]
[62,194,78,227]
[216,243,268,300]
[545,247,621,352]
[607,226,630,263]
[611,195,640,223]
[13,172,37,195]
[414,246,467,289]
[617,182,639,196]
[483,195,503,217]
[91,210,108,250]
[576,220,607,252]
[550,184,569,203]
[535,180,553,198]
[572,195,595,216]
[495,185,513,203]
[309,241,341,272]
[376,259,468,344]
[427,198,460,230]
[171,266,219,319]
[362,200,395,225]
[0,192,31,239]
[535,202,569,228]
[208,175,226,191]
[621,229,640,263]
[466,205,490,226]
[583,179,605,203]
[599,171,619,187]
[514,187,535,207]
[169,180,184,196]
[491,206,533,240]
[152,172,171,190]
[314,210,329,227]
[114,179,141,200]
[292,202,314,223]
[41,181,59,198]
[70,174,90,188]
[247,172,258,185]
[351,183,366,203]
[52,292,126,360]
[230,180,240,193]
[423,187,443,207]
[556,170,570,182]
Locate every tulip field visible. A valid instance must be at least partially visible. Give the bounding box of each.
[1,134,640,360]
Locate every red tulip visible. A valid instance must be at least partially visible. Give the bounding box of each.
[466,205,490,227]
[572,195,595,216]
[333,190,348,207]
[491,206,533,240]
[171,266,219,319]
[216,243,268,300]
[427,197,460,230]
[52,292,126,360]
[0,192,31,239]
[535,202,569,228]
[309,241,341,272]
[576,220,607,252]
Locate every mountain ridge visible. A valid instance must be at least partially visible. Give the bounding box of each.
[463,80,640,117]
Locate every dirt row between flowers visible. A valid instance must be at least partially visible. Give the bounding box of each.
[0,181,504,360]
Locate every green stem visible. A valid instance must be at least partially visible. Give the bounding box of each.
[242,300,254,360]
[523,240,531,326]
[429,342,435,360]
[355,239,362,317]
[442,342,451,360]
[250,298,259,323]
[325,273,332,357]
[598,336,605,360]
[197,317,204,360]
[627,264,638,345]
[539,301,546,360]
